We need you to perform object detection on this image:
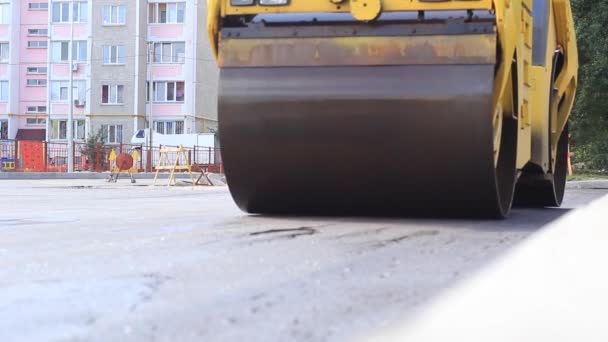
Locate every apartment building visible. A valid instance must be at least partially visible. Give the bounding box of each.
[0,0,218,144]
[21,1,49,141]
[0,0,18,139]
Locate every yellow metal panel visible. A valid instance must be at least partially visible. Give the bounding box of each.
[522,10,533,48]
[350,0,381,21]
[522,99,531,127]
[523,60,531,86]
[528,1,556,172]
[222,0,493,16]
[208,0,221,61]
[552,0,578,141]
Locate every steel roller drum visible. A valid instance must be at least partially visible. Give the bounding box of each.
[218,24,517,217]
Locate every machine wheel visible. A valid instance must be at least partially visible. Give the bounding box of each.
[514,124,568,207]
[494,116,519,217]
[218,20,517,217]
[220,65,519,218]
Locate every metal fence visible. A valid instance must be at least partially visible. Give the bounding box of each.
[0,140,223,173]
[139,144,223,173]
[0,140,17,171]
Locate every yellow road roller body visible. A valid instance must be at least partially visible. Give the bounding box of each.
[207,0,578,217]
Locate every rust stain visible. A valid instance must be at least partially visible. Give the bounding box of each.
[220,35,496,67]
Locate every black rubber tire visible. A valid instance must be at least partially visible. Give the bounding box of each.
[514,124,568,207]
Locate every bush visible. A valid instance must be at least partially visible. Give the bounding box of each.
[572,141,608,172]
[80,129,108,171]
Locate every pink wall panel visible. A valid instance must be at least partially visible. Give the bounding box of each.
[53,25,70,36]
[151,103,184,116]
[74,25,87,37]
[0,64,8,78]
[149,25,184,39]
[0,25,8,38]
[51,104,85,115]
[52,24,87,39]
[152,65,183,78]
[0,103,7,114]
[52,64,87,78]
[52,64,70,78]
[20,7,48,25]
[20,47,47,64]
[17,117,27,130]
[74,105,85,115]
[21,85,47,101]
[52,103,68,114]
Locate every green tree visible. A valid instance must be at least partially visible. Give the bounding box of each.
[570,0,608,169]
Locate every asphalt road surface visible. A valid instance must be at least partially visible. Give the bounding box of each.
[1,179,606,342]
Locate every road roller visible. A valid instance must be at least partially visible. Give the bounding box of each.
[207,0,578,217]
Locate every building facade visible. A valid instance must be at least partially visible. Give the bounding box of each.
[0,0,218,143]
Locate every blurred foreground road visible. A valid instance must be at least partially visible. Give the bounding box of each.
[0,179,606,342]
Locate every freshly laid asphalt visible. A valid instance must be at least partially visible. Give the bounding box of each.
[0,179,606,342]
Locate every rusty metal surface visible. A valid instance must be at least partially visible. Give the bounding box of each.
[219,64,514,216]
[219,34,496,67]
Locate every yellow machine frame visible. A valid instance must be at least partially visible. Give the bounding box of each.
[208,0,578,175]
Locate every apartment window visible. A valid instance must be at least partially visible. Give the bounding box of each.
[154,120,184,135]
[28,29,49,36]
[51,41,87,62]
[27,67,48,74]
[51,80,86,101]
[0,81,7,102]
[101,85,124,104]
[51,41,68,61]
[51,2,70,22]
[75,81,86,101]
[27,79,47,86]
[0,4,10,24]
[26,106,47,113]
[149,2,185,24]
[72,1,88,23]
[29,3,50,10]
[152,42,185,64]
[152,81,185,102]
[52,1,87,23]
[28,41,48,48]
[26,118,47,125]
[103,5,126,25]
[72,41,87,62]
[51,81,68,101]
[102,45,126,65]
[0,43,8,63]
[101,124,123,144]
[51,119,85,140]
